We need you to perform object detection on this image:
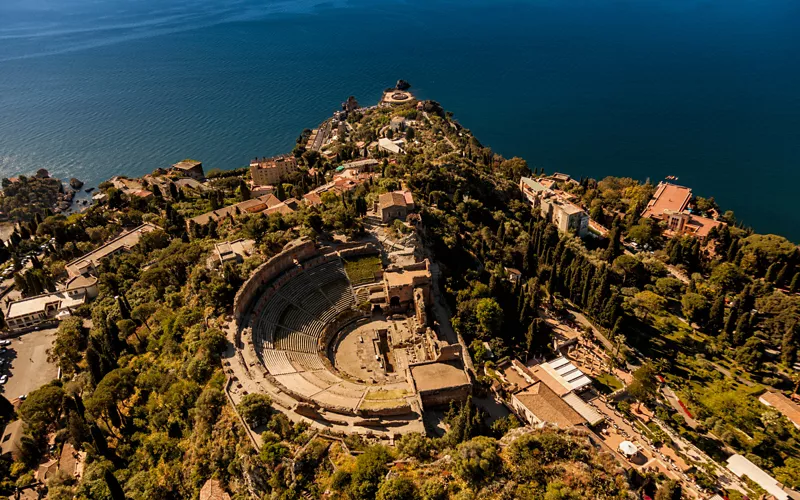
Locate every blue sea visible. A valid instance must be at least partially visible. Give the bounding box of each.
[1,0,799,240]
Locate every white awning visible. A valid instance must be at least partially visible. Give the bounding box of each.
[619,441,637,456]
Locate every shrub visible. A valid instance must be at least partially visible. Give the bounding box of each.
[349,445,393,499]
[452,436,501,484]
[237,393,272,427]
[376,476,418,500]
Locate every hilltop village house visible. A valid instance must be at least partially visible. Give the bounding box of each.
[65,223,160,278]
[186,194,298,230]
[377,190,415,223]
[4,277,98,332]
[170,159,205,180]
[5,223,160,331]
[497,358,603,429]
[214,239,255,266]
[519,176,589,237]
[250,155,298,187]
[641,182,724,240]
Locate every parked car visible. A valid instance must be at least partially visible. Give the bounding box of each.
[0,339,11,346]
[0,375,8,384]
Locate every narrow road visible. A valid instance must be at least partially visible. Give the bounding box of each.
[708,360,754,387]
[569,307,614,352]
[661,385,698,428]
[312,120,332,151]
[428,262,474,374]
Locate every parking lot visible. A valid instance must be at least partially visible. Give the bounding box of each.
[0,327,60,399]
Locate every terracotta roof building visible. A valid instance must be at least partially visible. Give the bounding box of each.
[171,159,205,180]
[759,391,800,429]
[642,182,692,219]
[511,381,587,428]
[642,182,725,240]
[531,357,593,396]
[186,194,290,229]
[65,223,160,278]
[200,479,231,500]
[663,210,724,240]
[378,190,414,223]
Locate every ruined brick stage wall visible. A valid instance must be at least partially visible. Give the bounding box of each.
[337,242,380,259]
[418,385,471,408]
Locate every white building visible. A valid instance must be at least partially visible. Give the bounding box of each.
[378,137,405,155]
[519,176,589,237]
[65,223,160,278]
[726,454,792,500]
[540,198,589,238]
[5,276,98,332]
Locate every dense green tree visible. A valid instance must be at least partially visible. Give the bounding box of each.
[708,294,726,333]
[419,479,447,500]
[18,383,65,434]
[627,363,658,410]
[452,436,502,485]
[49,317,86,375]
[654,479,682,500]
[681,292,709,325]
[237,393,273,428]
[350,445,392,500]
[396,432,432,460]
[376,476,418,500]
[475,297,503,337]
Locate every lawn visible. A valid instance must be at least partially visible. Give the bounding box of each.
[343,255,382,286]
[594,372,624,394]
[364,388,410,400]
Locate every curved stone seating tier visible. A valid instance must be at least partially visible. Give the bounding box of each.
[252,317,275,350]
[242,254,417,417]
[311,389,363,412]
[299,290,335,316]
[273,373,328,398]
[326,380,370,398]
[305,261,348,286]
[279,305,315,332]
[321,279,355,312]
[261,349,297,375]
[287,352,327,372]
[273,327,318,353]
[299,370,336,391]
[275,272,314,301]
[310,369,344,385]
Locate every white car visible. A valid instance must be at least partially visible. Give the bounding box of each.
[0,375,8,384]
[0,340,10,346]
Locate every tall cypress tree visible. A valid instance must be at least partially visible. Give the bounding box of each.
[709,294,725,332]
[724,306,739,338]
[776,262,792,287]
[790,272,800,293]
